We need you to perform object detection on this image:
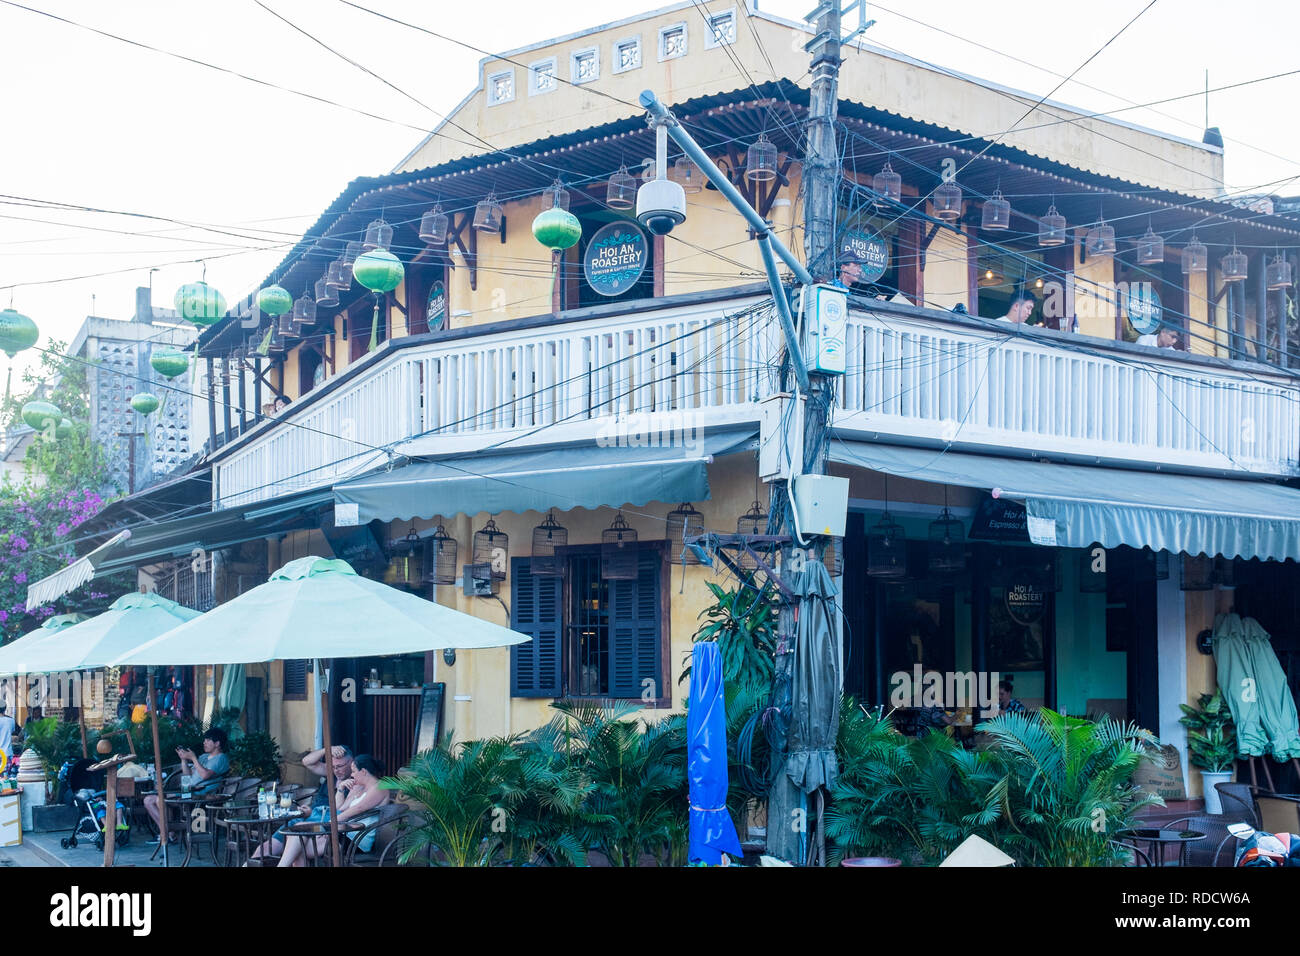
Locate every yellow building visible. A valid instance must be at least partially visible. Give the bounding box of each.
[52,3,1300,803]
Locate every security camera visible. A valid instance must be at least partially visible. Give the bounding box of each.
[636,178,686,236]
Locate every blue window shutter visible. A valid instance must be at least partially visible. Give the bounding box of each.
[511,557,563,697]
[609,548,662,699]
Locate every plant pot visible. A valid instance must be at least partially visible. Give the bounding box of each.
[1201,770,1232,814]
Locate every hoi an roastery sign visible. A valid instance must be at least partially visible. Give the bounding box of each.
[1005,568,1048,626]
[426,280,446,331]
[842,230,890,283]
[584,221,648,296]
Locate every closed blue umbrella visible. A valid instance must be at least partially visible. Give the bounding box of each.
[687,641,742,865]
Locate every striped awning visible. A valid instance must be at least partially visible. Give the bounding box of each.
[25,529,131,610]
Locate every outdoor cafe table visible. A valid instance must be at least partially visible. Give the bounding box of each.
[1121,827,1207,866]
[166,792,234,867]
[227,809,308,867]
[281,819,366,868]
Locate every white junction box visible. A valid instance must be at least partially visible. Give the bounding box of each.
[800,283,848,375]
[791,474,850,538]
[758,392,805,482]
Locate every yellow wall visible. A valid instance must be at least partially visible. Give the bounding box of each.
[922,229,968,310]
[1074,236,1116,339]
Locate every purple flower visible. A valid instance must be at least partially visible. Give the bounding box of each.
[12,572,25,585]
[55,523,68,536]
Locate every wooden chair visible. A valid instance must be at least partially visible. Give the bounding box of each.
[343,804,411,867]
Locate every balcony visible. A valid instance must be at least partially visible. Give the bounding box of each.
[209,289,1300,510]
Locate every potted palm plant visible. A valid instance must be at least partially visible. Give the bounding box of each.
[1178,688,1237,814]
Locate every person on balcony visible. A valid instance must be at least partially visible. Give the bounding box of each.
[833,250,866,290]
[1136,326,1180,349]
[993,290,1036,324]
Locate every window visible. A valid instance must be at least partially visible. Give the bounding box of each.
[658,23,687,61]
[284,660,309,701]
[612,36,641,73]
[510,546,664,699]
[704,9,737,48]
[571,47,599,85]
[529,57,556,95]
[487,69,514,106]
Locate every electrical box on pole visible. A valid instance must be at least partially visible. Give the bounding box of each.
[799,283,848,374]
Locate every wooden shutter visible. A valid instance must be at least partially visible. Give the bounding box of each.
[608,548,662,699]
[284,660,309,701]
[510,557,563,698]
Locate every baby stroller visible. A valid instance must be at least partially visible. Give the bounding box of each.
[57,758,130,850]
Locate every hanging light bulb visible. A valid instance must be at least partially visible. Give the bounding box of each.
[932,181,962,221]
[872,161,902,205]
[1136,221,1164,265]
[363,218,393,252]
[1038,202,1067,246]
[606,166,637,209]
[981,184,1011,230]
[419,204,449,245]
[474,192,504,233]
[745,133,778,183]
[1181,233,1208,275]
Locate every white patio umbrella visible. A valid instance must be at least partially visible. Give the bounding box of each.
[0,613,87,754]
[110,556,532,865]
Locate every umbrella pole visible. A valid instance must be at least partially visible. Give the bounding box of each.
[148,667,169,868]
[77,681,88,758]
[318,659,342,868]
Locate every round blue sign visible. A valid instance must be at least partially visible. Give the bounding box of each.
[842,231,889,283]
[1126,283,1162,334]
[584,221,648,297]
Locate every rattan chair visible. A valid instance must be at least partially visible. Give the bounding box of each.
[343,804,411,867]
[1215,781,1260,827]
[1166,815,1236,867]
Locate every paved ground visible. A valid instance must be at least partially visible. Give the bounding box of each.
[0,825,224,868]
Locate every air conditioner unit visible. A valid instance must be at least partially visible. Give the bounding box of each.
[463,563,495,597]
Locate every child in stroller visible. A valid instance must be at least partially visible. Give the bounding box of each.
[57,758,130,850]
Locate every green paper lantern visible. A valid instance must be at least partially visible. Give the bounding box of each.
[131,392,160,415]
[173,281,227,326]
[56,418,73,440]
[532,207,582,251]
[0,309,38,359]
[352,249,405,294]
[21,401,60,431]
[256,285,294,317]
[150,347,190,380]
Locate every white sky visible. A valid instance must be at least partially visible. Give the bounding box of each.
[2,0,1297,380]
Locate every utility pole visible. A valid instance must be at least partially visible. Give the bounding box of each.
[804,1,842,282]
[116,430,147,495]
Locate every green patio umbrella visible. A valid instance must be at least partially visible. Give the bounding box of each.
[1213,612,1300,760]
[217,663,246,714]
[1,614,88,753]
[111,556,532,866]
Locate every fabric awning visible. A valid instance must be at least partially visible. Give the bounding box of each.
[830,440,1300,561]
[333,427,757,526]
[25,529,132,610]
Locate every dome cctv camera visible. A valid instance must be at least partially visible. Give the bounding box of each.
[636,178,686,236]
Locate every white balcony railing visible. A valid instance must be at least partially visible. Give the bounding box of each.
[212,292,1300,509]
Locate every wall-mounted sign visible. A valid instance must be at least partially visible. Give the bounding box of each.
[1125,283,1162,334]
[968,495,1028,541]
[584,221,648,297]
[1005,568,1048,626]
[842,230,890,284]
[426,280,446,332]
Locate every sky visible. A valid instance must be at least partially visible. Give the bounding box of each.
[2,0,1298,381]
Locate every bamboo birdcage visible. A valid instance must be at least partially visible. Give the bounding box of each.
[666,502,704,566]
[601,512,639,580]
[531,510,568,577]
[473,519,508,581]
[424,525,458,586]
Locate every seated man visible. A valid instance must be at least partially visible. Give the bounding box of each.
[246,744,353,865]
[1136,326,1180,349]
[144,727,229,843]
[993,290,1036,324]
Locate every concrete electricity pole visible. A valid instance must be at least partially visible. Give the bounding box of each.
[804,1,843,282]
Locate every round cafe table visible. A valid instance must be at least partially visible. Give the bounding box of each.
[281,819,366,868]
[1121,827,1206,867]
[227,809,307,867]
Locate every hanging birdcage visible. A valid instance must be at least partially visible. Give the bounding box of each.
[326,259,348,292]
[342,241,362,266]
[745,134,778,183]
[1038,203,1067,246]
[531,510,568,577]
[424,524,458,586]
[866,512,907,578]
[363,218,393,252]
[666,502,704,566]
[981,186,1011,230]
[545,180,571,211]
[277,309,295,337]
[474,193,504,234]
[672,156,702,194]
[473,519,508,581]
[927,507,966,573]
[1136,223,1164,265]
[872,161,901,205]
[736,499,768,571]
[315,276,338,308]
[822,537,843,577]
[1220,245,1248,282]
[1181,234,1208,275]
[1180,553,1214,591]
[606,166,637,209]
[601,512,639,580]
[292,292,317,330]
[1267,253,1293,290]
[932,181,962,221]
[1086,217,1116,256]
[1080,547,1107,592]
[419,205,449,245]
[267,326,287,354]
[388,526,424,586]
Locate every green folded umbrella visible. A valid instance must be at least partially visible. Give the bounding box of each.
[1213,613,1300,760]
